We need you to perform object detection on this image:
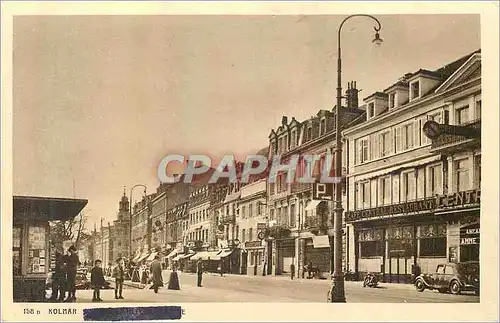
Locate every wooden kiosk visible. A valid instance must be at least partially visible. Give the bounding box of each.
[13,195,88,302]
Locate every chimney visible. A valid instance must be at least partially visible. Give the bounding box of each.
[281,116,288,125]
[345,81,359,109]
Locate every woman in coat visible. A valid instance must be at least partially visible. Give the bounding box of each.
[150,255,164,293]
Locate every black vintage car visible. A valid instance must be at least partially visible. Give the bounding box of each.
[414,262,479,295]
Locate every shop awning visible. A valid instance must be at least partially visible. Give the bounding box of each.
[191,251,208,261]
[146,252,158,261]
[181,253,195,259]
[137,251,149,263]
[192,251,221,261]
[14,195,88,221]
[172,254,184,261]
[313,235,330,248]
[166,249,178,258]
[217,249,234,258]
[305,200,323,211]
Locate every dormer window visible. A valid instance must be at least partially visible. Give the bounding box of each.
[410,80,420,100]
[283,134,288,151]
[307,127,312,141]
[389,93,396,109]
[320,119,326,135]
[368,103,375,119]
[291,131,296,149]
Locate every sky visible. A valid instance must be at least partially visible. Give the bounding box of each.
[13,14,480,230]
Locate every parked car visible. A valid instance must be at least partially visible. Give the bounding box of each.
[414,262,479,295]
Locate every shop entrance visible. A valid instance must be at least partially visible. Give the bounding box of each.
[460,223,480,262]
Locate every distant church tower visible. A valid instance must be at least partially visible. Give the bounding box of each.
[118,187,130,222]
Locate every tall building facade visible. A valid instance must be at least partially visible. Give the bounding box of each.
[266,93,364,277]
[343,50,481,283]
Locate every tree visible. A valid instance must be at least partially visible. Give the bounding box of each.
[49,211,88,248]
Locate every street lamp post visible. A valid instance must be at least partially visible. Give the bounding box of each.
[129,184,147,260]
[330,14,382,303]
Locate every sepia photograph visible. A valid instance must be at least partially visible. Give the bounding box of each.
[2,2,499,322]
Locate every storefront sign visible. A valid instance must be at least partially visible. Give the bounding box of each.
[313,183,334,201]
[460,223,480,245]
[245,241,263,248]
[346,189,480,222]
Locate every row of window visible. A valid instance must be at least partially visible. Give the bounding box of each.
[268,204,297,228]
[240,201,263,219]
[355,155,480,210]
[359,224,447,258]
[356,100,481,165]
[272,118,336,155]
[187,229,210,243]
[189,208,209,225]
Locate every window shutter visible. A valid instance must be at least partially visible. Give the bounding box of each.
[395,127,402,152]
[356,140,362,164]
[413,120,420,147]
[388,130,394,155]
[421,117,429,145]
[436,164,443,195]
[373,134,380,159]
[408,171,416,200]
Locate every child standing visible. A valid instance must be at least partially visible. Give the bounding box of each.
[90,260,105,302]
[112,258,125,299]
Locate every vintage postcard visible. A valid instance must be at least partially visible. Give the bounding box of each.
[1,1,499,322]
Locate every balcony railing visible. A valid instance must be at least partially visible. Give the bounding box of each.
[431,119,481,152]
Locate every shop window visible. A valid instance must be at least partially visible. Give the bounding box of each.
[418,224,447,257]
[359,229,383,258]
[249,228,253,242]
[360,241,383,258]
[27,226,47,274]
[13,226,22,276]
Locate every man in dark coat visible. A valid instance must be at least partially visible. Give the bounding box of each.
[90,260,105,302]
[150,255,163,293]
[290,262,296,280]
[112,258,125,299]
[196,259,204,287]
[64,245,79,302]
[50,245,65,302]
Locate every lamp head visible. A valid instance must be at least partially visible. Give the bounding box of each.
[372,31,383,46]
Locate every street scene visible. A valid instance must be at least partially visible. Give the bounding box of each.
[12,13,482,305]
[70,271,479,303]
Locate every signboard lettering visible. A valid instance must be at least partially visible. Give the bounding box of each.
[346,189,480,222]
[460,237,479,245]
[313,183,333,201]
[245,241,263,248]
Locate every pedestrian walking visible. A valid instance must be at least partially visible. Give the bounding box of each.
[167,264,180,290]
[64,245,79,302]
[196,258,204,287]
[49,245,65,302]
[90,260,105,302]
[290,262,295,280]
[113,258,125,299]
[218,259,223,277]
[307,260,313,279]
[150,255,164,293]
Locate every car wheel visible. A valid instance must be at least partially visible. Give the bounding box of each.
[450,280,461,295]
[415,279,426,292]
